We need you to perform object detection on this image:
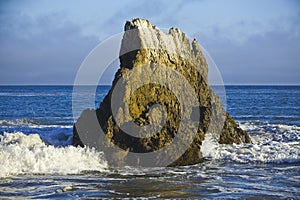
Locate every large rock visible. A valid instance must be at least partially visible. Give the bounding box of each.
[73,18,251,167]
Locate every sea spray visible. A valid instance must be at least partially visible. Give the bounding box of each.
[0,132,108,178]
[201,123,300,163]
[201,133,219,159]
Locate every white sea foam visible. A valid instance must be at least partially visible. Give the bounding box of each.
[0,119,39,126]
[201,123,300,164]
[0,132,108,178]
[1,123,299,178]
[201,133,219,158]
[0,119,72,128]
[0,92,107,97]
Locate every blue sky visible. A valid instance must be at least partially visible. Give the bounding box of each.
[0,0,299,85]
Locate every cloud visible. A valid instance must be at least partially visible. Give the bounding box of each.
[0,0,185,85]
[98,0,181,35]
[1,1,299,85]
[0,11,99,84]
[200,24,300,84]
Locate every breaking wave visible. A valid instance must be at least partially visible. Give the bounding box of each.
[1,122,299,178]
[202,123,300,164]
[0,132,108,178]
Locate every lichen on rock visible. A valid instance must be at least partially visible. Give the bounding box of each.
[73,18,251,167]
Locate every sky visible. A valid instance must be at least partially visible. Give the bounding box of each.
[0,0,299,85]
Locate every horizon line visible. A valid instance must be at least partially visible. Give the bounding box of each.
[0,84,299,86]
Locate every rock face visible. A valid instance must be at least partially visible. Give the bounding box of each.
[73,18,251,167]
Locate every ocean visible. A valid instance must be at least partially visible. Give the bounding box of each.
[0,85,299,199]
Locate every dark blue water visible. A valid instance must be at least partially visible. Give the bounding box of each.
[0,85,299,199]
[1,85,299,127]
[226,85,300,126]
[0,85,110,146]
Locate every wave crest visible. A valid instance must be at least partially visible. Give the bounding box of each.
[0,132,108,178]
[201,123,300,164]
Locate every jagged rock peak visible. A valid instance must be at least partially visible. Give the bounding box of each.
[121,18,207,79]
[124,18,184,33]
[124,18,152,31]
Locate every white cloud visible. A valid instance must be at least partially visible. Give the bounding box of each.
[0,12,99,84]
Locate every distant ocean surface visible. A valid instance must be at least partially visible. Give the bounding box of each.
[0,85,299,199]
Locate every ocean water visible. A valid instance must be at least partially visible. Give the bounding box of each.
[0,85,299,199]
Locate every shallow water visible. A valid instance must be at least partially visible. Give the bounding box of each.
[1,162,299,199]
[0,85,299,199]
